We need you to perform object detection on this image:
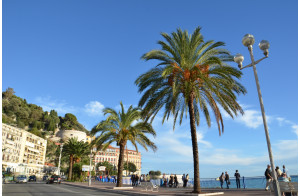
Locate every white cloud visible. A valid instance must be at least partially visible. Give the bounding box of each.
[273,140,298,161]
[236,109,264,128]
[275,117,298,135]
[276,117,286,126]
[84,101,105,116]
[199,150,266,166]
[291,125,298,135]
[35,96,77,115]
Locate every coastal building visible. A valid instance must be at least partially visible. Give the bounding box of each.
[2,123,47,177]
[86,135,95,144]
[94,145,142,175]
[55,129,87,142]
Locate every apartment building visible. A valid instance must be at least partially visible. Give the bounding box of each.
[2,123,47,177]
[94,145,142,175]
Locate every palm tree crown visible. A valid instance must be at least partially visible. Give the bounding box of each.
[92,102,157,187]
[135,27,246,193]
[63,137,90,180]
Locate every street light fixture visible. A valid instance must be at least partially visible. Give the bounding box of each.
[234,34,280,196]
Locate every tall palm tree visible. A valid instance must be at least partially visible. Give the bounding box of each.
[63,137,89,180]
[91,102,157,187]
[135,27,246,193]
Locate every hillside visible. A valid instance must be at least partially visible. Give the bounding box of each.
[2,88,89,137]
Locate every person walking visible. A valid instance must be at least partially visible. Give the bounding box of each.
[174,174,178,188]
[182,174,185,187]
[169,174,174,187]
[225,172,230,189]
[184,174,189,187]
[265,164,273,191]
[234,170,241,189]
[135,174,139,186]
[219,172,225,189]
[131,174,135,186]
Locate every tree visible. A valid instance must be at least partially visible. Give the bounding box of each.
[96,161,114,175]
[2,87,15,99]
[29,127,43,138]
[123,162,137,173]
[46,140,60,165]
[92,102,157,187]
[135,27,246,193]
[63,137,90,180]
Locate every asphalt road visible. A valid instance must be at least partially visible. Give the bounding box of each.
[2,182,125,196]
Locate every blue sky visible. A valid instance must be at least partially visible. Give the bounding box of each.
[3,0,298,178]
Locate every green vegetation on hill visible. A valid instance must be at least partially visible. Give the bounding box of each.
[2,88,89,137]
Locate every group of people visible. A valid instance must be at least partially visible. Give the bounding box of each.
[161,173,189,188]
[96,175,117,183]
[265,164,290,191]
[162,174,179,188]
[182,174,189,187]
[219,170,241,189]
[131,174,141,186]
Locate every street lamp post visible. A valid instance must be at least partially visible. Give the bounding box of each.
[234,34,280,196]
[88,150,92,186]
[57,143,64,176]
[88,149,94,187]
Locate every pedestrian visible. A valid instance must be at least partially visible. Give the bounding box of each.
[169,174,174,187]
[174,174,178,188]
[182,174,185,187]
[146,174,150,182]
[108,175,111,182]
[184,174,189,187]
[219,172,225,189]
[265,164,273,191]
[135,174,139,186]
[234,170,241,189]
[131,174,135,186]
[225,172,230,189]
[275,166,282,179]
[162,173,167,187]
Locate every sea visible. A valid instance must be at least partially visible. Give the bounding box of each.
[188,175,298,189]
[123,175,298,189]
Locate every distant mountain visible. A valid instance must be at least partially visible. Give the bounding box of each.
[2,87,89,138]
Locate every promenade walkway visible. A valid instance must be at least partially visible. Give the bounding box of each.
[63,181,272,196]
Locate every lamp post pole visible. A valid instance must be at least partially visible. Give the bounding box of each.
[88,149,92,187]
[234,34,280,196]
[57,143,63,175]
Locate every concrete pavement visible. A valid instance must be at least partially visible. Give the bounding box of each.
[62,181,272,196]
[2,182,124,196]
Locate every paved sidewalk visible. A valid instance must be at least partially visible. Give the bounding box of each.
[63,181,272,196]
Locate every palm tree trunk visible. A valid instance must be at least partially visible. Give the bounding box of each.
[117,142,126,187]
[68,155,73,180]
[188,95,201,193]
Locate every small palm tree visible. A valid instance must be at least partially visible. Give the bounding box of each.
[135,27,246,193]
[63,137,89,180]
[92,102,157,187]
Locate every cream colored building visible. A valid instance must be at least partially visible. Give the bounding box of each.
[86,135,95,144]
[94,145,142,175]
[2,123,47,177]
[56,129,87,142]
